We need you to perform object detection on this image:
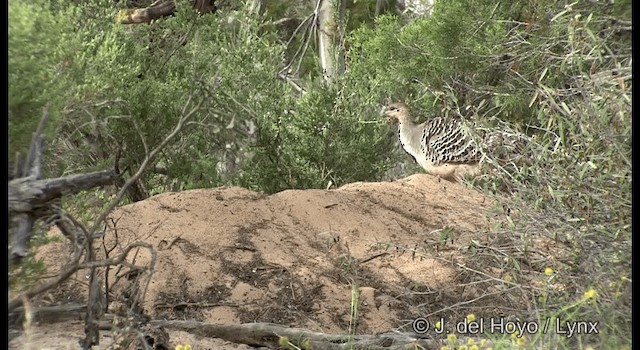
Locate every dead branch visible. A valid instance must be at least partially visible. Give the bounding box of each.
[9,107,50,261]
[9,303,92,326]
[9,87,209,348]
[149,320,448,350]
[52,204,101,249]
[8,241,155,312]
[9,170,119,214]
[11,213,36,263]
[23,105,50,178]
[86,95,205,236]
[78,94,203,347]
[117,0,176,24]
[117,0,217,24]
[83,237,104,349]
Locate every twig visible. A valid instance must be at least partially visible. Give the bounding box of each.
[357,252,389,265]
[24,105,50,179]
[87,95,205,236]
[8,241,154,312]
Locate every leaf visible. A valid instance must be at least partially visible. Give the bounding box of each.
[539,67,548,82]
[528,90,539,108]
[550,10,569,23]
[566,217,585,222]
[585,12,593,25]
[560,101,572,115]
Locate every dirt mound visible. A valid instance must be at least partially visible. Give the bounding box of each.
[15,174,531,348]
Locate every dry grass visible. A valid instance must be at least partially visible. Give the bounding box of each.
[463,5,631,348]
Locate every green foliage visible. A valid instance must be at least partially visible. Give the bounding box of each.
[50,3,298,192]
[8,228,58,292]
[8,1,631,347]
[240,81,392,192]
[344,1,631,348]
[8,0,78,159]
[9,0,400,196]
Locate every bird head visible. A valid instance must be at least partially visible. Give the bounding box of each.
[380,102,410,123]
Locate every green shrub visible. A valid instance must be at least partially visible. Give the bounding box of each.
[8,0,79,160]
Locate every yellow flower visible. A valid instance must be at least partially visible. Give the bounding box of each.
[184,346,191,350]
[583,288,597,300]
[621,276,630,282]
[466,314,476,322]
[175,346,184,350]
[469,346,479,350]
[448,334,457,342]
[467,338,475,345]
[435,321,442,330]
[440,347,450,350]
[504,274,513,283]
[457,346,468,350]
[516,336,526,346]
[480,339,487,346]
[544,267,554,276]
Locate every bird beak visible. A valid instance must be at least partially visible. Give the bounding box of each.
[379,106,389,117]
[379,107,393,123]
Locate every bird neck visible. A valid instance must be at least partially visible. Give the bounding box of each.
[397,120,423,157]
[397,119,415,136]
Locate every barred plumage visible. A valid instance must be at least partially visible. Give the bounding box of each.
[381,102,482,181]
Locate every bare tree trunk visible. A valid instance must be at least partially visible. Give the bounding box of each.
[375,0,386,16]
[247,0,266,16]
[337,0,347,75]
[396,0,434,17]
[317,0,336,82]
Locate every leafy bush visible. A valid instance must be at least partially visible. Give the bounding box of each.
[8,1,631,346]
[342,0,631,347]
[8,0,79,160]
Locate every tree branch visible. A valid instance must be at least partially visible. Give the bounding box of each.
[9,170,120,213]
[8,241,155,312]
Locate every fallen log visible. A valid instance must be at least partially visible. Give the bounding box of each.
[9,303,89,326]
[149,320,453,350]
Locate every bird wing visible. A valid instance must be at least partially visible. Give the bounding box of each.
[419,117,481,165]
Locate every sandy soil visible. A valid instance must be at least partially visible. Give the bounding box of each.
[11,174,561,349]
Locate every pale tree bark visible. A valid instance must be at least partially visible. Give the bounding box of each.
[375,0,386,16]
[247,0,266,16]
[317,0,337,82]
[337,0,346,75]
[396,0,434,17]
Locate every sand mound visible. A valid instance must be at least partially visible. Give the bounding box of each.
[14,174,514,349]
